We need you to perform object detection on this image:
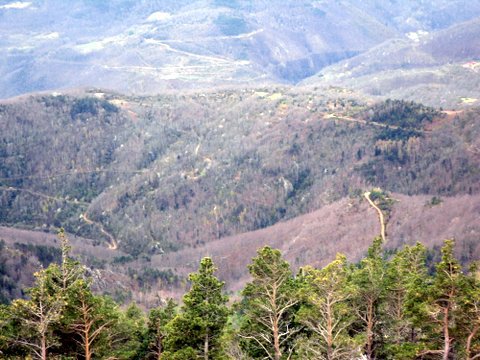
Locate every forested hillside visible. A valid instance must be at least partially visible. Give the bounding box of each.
[0,89,479,305]
[0,88,480,300]
[2,233,480,359]
[1,3,479,358]
[1,91,478,255]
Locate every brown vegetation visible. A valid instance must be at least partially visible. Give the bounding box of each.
[0,90,479,305]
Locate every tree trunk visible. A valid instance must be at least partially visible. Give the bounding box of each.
[41,333,47,360]
[366,300,374,360]
[443,307,450,360]
[157,336,163,360]
[204,330,209,360]
[273,316,281,360]
[466,325,479,360]
[327,300,333,360]
[85,333,91,360]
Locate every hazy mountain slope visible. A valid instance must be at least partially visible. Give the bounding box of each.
[302,17,480,108]
[2,0,480,98]
[156,193,480,292]
[2,192,479,302]
[1,90,479,259]
[351,0,480,32]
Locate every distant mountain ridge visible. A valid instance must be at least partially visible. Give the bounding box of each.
[302,17,480,108]
[2,0,480,98]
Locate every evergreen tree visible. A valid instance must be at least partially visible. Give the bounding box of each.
[5,268,65,360]
[113,302,147,359]
[296,254,360,359]
[459,263,480,360]
[417,240,464,359]
[142,299,177,360]
[351,237,387,359]
[382,243,430,359]
[238,246,300,360]
[57,228,85,291]
[165,257,229,360]
[64,278,123,360]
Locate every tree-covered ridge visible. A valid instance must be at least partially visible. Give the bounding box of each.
[1,92,479,260]
[360,99,442,142]
[1,231,480,359]
[365,99,440,130]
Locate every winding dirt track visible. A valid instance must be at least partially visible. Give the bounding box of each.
[364,191,386,243]
[0,186,89,206]
[81,212,118,250]
[323,114,401,130]
[0,185,117,250]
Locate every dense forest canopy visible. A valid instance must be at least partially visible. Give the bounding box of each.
[1,232,480,359]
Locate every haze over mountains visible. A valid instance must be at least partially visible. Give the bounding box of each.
[2,0,480,98]
[303,17,480,108]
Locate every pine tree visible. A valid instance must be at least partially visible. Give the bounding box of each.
[143,299,177,360]
[382,243,429,359]
[296,254,360,360]
[417,239,464,359]
[57,228,85,291]
[64,279,122,360]
[351,237,387,359]
[165,257,229,360]
[112,302,147,359]
[459,263,480,360]
[6,269,65,360]
[238,246,300,360]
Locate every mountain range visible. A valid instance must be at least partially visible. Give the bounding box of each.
[303,17,480,108]
[2,0,480,98]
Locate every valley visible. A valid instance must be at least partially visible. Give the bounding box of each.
[1,2,480,358]
[2,0,480,98]
[0,87,479,305]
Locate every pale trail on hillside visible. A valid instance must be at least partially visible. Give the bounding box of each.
[364,191,386,243]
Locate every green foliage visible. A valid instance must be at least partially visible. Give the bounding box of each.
[368,188,395,218]
[70,97,118,119]
[350,237,388,359]
[375,127,422,141]
[380,243,430,359]
[133,268,180,290]
[367,99,439,130]
[5,268,66,359]
[296,254,361,359]
[140,299,177,359]
[63,282,123,359]
[0,231,137,359]
[2,92,478,260]
[13,242,61,267]
[112,255,135,264]
[239,246,300,360]
[112,302,146,359]
[2,227,480,359]
[426,196,443,207]
[165,257,229,359]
